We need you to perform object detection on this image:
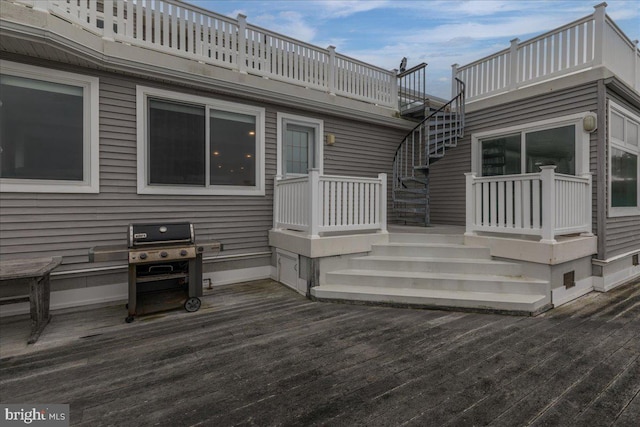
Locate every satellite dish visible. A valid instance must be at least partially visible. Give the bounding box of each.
[399,57,407,73]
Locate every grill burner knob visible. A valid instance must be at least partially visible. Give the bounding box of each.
[139,253,147,260]
[180,249,188,256]
[160,251,168,258]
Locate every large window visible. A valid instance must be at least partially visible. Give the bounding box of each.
[137,86,265,195]
[609,101,640,217]
[0,61,99,193]
[473,113,592,178]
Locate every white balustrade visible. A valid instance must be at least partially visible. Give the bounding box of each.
[274,171,387,236]
[465,166,592,242]
[13,0,396,108]
[454,3,639,102]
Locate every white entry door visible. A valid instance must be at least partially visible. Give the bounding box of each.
[277,113,323,177]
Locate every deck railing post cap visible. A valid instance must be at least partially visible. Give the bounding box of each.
[510,38,520,44]
[539,165,557,171]
[594,2,607,10]
[451,63,459,68]
[237,13,247,20]
[327,45,336,51]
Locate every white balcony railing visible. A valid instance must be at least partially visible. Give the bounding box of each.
[465,166,592,242]
[12,0,396,108]
[453,3,640,102]
[274,170,387,237]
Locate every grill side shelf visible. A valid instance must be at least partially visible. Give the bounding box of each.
[89,245,129,263]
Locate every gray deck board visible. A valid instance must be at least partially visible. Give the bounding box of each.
[1,279,639,426]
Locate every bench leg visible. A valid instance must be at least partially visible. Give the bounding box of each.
[28,274,52,344]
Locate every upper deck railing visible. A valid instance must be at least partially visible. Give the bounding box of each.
[12,0,397,108]
[452,3,640,102]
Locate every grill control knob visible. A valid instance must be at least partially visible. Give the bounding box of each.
[180,249,188,256]
[139,253,148,260]
[160,251,168,258]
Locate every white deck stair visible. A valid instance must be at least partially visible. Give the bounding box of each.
[311,233,551,315]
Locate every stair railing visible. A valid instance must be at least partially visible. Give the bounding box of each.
[392,78,465,224]
[398,62,428,115]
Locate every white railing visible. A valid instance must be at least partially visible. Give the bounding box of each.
[12,0,396,108]
[274,170,387,236]
[465,166,592,242]
[453,3,640,102]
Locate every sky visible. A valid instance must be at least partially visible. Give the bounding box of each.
[186,1,640,99]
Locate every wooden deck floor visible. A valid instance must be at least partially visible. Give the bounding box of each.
[1,279,639,426]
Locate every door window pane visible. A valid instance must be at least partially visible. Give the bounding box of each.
[148,99,205,186]
[0,76,83,181]
[525,125,575,175]
[611,148,638,207]
[285,124,315,175]
[210,110,256,186]
[481,134,521,176]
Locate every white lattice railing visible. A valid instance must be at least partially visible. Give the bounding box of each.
[274,170,387,236]
[13,0,396,108]
[465,166,592,242]
[453,3,640,102]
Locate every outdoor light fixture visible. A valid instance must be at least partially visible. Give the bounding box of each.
[326,133,336,145]
[583,113,597,132]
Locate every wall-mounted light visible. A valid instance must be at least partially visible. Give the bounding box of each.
[326,133,336,146]
[583,113,597,132]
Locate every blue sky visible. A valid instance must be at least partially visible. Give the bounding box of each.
[187,1,640,99]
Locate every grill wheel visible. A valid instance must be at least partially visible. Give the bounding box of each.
[184,297,201,312]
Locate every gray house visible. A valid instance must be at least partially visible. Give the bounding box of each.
[0,1,638,317]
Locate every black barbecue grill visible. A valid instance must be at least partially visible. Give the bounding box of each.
[90,222,221,323]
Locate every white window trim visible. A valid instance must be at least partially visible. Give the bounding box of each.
[276,112,324,177]
[471,112,593,177]
[608,100,640,218]
[0,60,99,194]
[136,86,265,196]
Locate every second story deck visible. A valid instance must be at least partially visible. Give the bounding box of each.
[453,3,639,107]
[1,0,404,117]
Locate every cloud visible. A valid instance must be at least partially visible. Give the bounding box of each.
[312,0,390,18]
[251,11,317,42]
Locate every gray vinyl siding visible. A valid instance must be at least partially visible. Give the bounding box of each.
[0,58,407,287]
[604,89,640,258]
[429,82,599,227]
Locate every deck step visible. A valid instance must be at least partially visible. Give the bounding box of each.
[389,233,464,244]
[325,269,547,295]
[311,285,550,315]
[371,243,490,259]
[351,255,523,276]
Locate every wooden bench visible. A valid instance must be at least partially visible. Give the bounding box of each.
[0,256,62,344]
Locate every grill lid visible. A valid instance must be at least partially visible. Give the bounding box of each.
[128,222,195,248]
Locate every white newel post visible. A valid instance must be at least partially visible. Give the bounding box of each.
[509,38,520,90]
[633,39,639,91]
[273,175,281,230]
[451,64,459,99]
[102,0,114,41]
[308,169,320,237]
[582,173,594,236]
[237,14,247,73]
[390,70,399,110]
[378,173,387,232]
[464,173,477,236]
[540,166,557,243]
[327,46,336,95]
[593,3,607,68]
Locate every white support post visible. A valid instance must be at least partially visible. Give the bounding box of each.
[451,64,458,99]
[593,2,607,67]
[102,0,114,41]
[273,175,281,230]
[390,70,398,111]
[237,14,247,74]
[378,173,387,233]
[464,173,477,236]
[308,169,320,237]
[327,45,336,94]
[509,38,520,90]
[540,166,557,243]
[633,39,639,91]
[581,173,594,236]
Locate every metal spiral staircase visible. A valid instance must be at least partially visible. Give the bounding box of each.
[392,77,466,225]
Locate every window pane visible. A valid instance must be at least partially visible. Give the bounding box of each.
[481,134,521,176]
[284,124,314,175]
[210,110,256,186]
[627,121,638,147]
[0,76,83,181]
[525,125,575,175]
[611,112,624,142]
[149,99,205,186]
[611,148,638,207]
